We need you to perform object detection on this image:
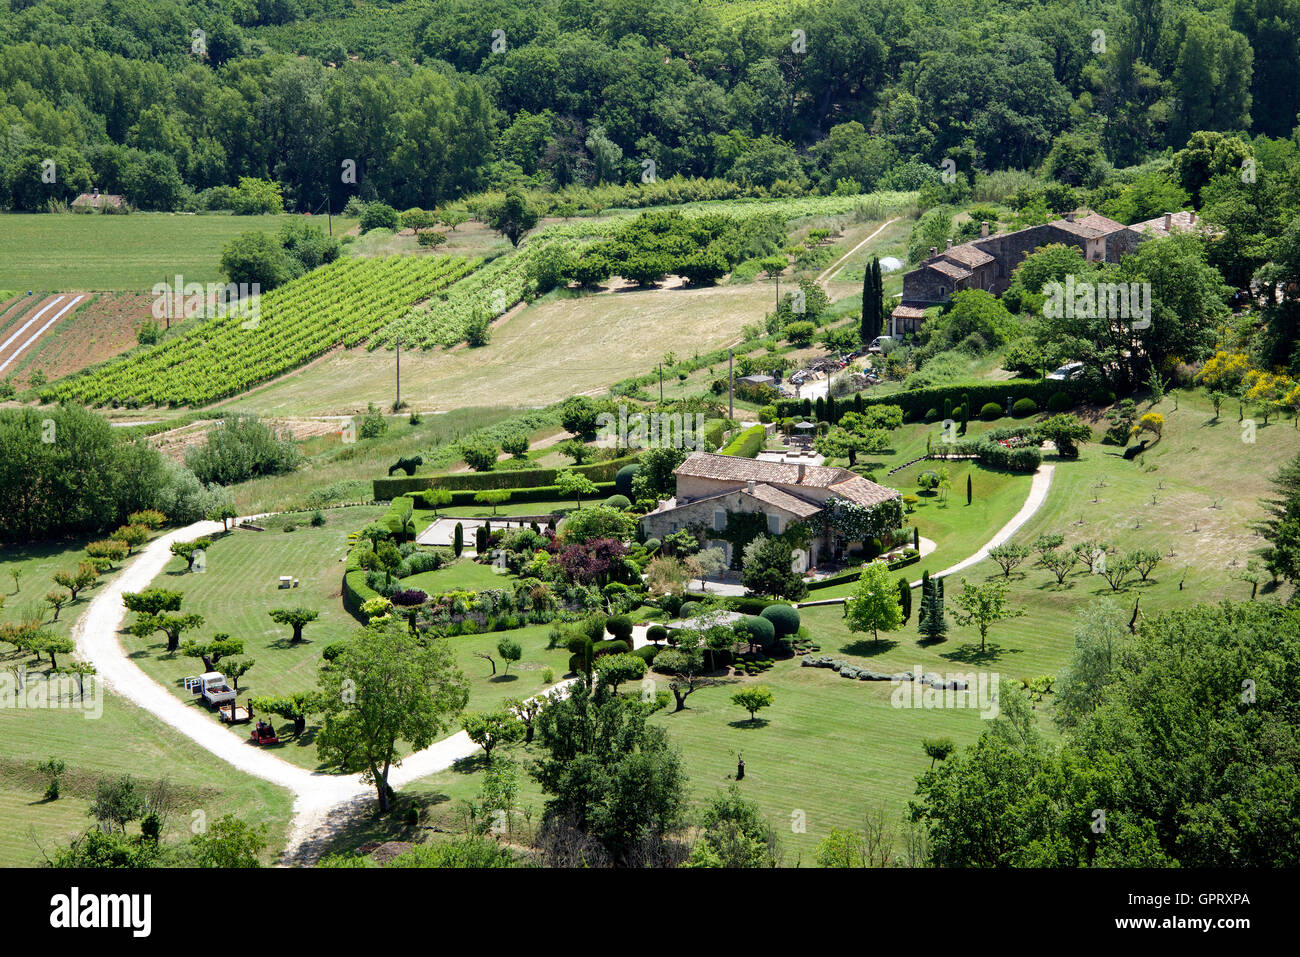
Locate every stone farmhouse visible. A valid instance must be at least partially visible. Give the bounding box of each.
[640,451,902,572]
[888,210,1199,335]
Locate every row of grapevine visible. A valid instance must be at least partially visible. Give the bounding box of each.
[45,255,477,408]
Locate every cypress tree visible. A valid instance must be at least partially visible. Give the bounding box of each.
[897,576,912,624]
[919,574,948,642]
[872,257,885,341]
[853,392,864,414]
[826,394,837,423]
[453,522,464,557]
[966,474,972,505]
[861,266,872,343]
[913,525,920,549]
[918,569,930,628]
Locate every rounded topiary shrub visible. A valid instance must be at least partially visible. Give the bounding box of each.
[614,464,639,497]
[925,407,939,422]
[734,615,776,649]
[760,603,801,637]
[1046,390,1072,412]
[632,645,660,665]
[1011,398,1038,418]
[678,601,702,619]
[980,401,1002,421]
[643,537,661,554]
[592,639,630,658]
[865,537,883,559]
[646,624,668,644]
[606,614,634,642]
[1090,386,1116,406]
[603,494,631,510]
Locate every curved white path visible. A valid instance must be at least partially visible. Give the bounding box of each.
[912,463,1055,586]
[796,463,1056,605]
[72,520,486,861]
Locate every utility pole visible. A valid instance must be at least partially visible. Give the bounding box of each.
[327,194,333,237]
[658,363,663,404]
[728,348,734,420]
[395,336,401,410]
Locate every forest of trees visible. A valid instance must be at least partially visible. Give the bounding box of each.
[0,0,1296,212]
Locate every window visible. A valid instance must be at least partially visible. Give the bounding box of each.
[713,509,726,532]
[767,513,781,534]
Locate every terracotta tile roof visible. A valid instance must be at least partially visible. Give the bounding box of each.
[828,475,902,508]
[925,259,971,280]
[1073,212,1127,233]
[942,244,994,267]
[891,305,927,319]
[676,451,847,488]
[1130,211,1197,237]
[746,483,822,518]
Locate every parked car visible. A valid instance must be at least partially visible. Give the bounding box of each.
[1047,361,1085,381]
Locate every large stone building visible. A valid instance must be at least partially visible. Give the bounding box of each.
[888,210,1199,335]
[640,451,902,571]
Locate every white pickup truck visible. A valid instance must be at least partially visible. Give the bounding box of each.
[184,672,236,707]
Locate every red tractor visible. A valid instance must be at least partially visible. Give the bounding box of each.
[249,720,279,746]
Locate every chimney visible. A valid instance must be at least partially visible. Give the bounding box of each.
[929,246,937,258]
[1163,213,1172,231]
[746,479,755,495]
[1064,211,1075,223]
[797,464,806,484]
[92,187,100,197]
[1190,212,1196,224]
[946,239,953,249]
[980,221,989,237]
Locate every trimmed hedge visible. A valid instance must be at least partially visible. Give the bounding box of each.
[373,454,638,500]
[775,379,1071,424]
[342,546,381,621]
[415,482,615,510]
[719,424,766,458]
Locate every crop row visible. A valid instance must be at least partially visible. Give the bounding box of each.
[44,255,477,408]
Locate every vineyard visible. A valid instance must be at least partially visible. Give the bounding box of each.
[42,256,477,408]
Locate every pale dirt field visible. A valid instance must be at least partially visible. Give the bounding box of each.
[219,281,781,417]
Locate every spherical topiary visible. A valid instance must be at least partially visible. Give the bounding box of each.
[760,603,801,637]
[678,601,702,619]
[646,624,669,644]
[1089,386,1116,406]
[980,401,1002,421]
[1046,390,1072,412]
[925,408,939,422]
[734,615,777,648]
[592,639,630,658]
[1011,398,1038,418]
[632,645,660,665]
[643,538,661,554]
[606,614,634,642]
[603,494,631,510]
[614,464,639,497]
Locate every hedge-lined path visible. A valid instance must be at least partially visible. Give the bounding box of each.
[795,463,1055,605]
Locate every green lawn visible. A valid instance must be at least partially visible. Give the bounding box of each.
[120,505,386,769]
[0,212,356,291]
[119,507,560,768]
[0,534,162,641]
[0,685,293,865]
[405,558,514,594]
